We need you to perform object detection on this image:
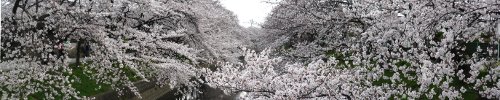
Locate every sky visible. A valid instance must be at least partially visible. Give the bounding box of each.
[219,0,279,27]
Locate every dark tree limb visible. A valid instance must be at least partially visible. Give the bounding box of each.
[12,0,22,14]
[76,39,81,66]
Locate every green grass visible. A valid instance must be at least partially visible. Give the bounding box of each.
[372,70,393,86]
[322,33,498,99]
[384,69,485,100]
[370,59,485,99]
[26,78,65,100]
[119,64,143,82]
[433,32,444,42]
[26,64,117,100]
[418,84,443,100]
[372,60,418,89]
[449,76,481,100]
[22,60,148,100]
[69,64,111,96]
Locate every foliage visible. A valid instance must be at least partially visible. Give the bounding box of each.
[0,0,241,99]
[207,0,500,99]
[2,0,500,99]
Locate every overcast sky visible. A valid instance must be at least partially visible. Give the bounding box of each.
[219,0,279,27]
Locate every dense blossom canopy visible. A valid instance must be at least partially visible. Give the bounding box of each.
[208,0,500,99]
[1,0,500,99]
[0,0,247,99]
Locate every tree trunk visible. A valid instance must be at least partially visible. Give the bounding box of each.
[76,40,81,66]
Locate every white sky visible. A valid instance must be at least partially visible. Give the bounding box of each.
[219,0,279,27]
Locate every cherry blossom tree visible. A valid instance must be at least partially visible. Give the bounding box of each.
[0,0,244,99]
[207,0,500,99]
[207,48,368,99]
[2,0,500,99]
[192,1,250,63]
